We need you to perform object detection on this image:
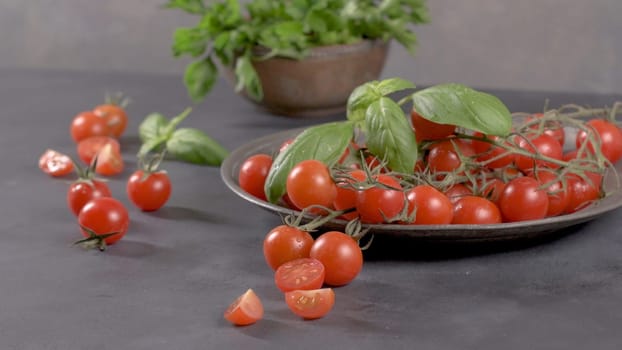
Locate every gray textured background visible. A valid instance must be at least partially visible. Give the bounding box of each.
[1,0,621,94]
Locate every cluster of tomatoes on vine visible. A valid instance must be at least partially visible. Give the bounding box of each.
[38,95,172,250]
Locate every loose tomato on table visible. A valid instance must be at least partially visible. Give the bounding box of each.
[238,154,272,201]
[309,231,363,286]
[224,289,264,326]
[70,111,110,143]
[39,149,74,177]
[285,288,335,320]
[274,258,325,293]
[67,179,112,216]
[77,197,129,250]
[127,170,171,212]
[93,103,128,138]
[76,136,121,165]
[263,225,314,271]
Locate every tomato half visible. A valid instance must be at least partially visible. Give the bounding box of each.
[309,231,363,286]
[39,149,74,177]
[263,225,314,270]
[274,258,325,293]
[77,136,121,165]
[126,170,172,211]
[239,154,272,201]
[285,288,335,320]
[95,143,124,176]
[224,289,264,326]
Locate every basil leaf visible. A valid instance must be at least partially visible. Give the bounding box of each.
[138,113,168,143]
[411,83,512,136]
[166,128,229,166]
[376,77,416,96]
[184,57,218,103]
[138,136,168,157]
[161,107,192,139]
[172,27,208,57]
[234,54,263,101]
[164,0,206,14]
[346,83,381,122]
[365,97,418,173]
[264,121,354,203]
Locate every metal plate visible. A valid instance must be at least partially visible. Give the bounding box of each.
[221,128,622,242]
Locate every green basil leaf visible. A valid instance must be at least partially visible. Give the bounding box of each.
[234,54,263,101]
[411,83,512,136]
[184,57,218,103]
[164,0,205,14]
[166,128,229,166]
[365,97,418,173]
[162,107,192,139]
[138,136,168,157]
[346,82,381,122]
[138,113,168,143]
[172,27,207,57]
[376,77,416,96]
[264,121,354,203]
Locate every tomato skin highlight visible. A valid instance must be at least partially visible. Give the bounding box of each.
[77,136,121,165]
[274,258,325,293]
[224,289,264,326]
[309,231,363,286]
[263,225,314,271]
[286,160,336,212]
[78,197,129,245]
[238,154,272,201]
[356,174,404,224]
[126,170,172,211]
[406,185,453,225]
[93,104,128,138]
[452,196,502,224]
[67,180,112,216]
[285,288,335,320]
[499,176,549,222]
[70,111,109,143]
[39,149,74,177]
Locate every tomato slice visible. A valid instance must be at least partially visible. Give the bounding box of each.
[274,258,325,293]
[95,143,124,176]
[77,136,121,164]
[285,288,335,320]
[224,289,264,326]
[39,149,74,177]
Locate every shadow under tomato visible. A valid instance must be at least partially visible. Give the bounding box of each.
[144,205,231,224]
[361,224,587,262]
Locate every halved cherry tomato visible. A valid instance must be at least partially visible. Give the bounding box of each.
[70,111,109,143]
[224,289,264,326]
[285,288,335,320]
[77,136,121,165]
[93,104,128,138]
[263,225,314,270]
[95,143,124,176]
[274,258,325,293]
[39,149,74,177]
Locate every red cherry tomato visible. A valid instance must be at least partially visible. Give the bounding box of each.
[406,185,453,224]
[445,184,473,204]
[309,231,363,286]
[70,111,109,143]
[126,170,172,211]
[67,179,112,216]
[76,136,121,165]
[95,143,124,176]
[263,225,314,270]
[410,110,456,142]
[498,177,549,222]
[427,138,475,174]
[526,113,565,147]
[285,288,335,320]
[529,169,569,217]
[356,174,404,224]
[224,289,264,326]
[565,174,601,213]
[286,160,336,212]
[78,197,129,247]
[575,119,622,163]
[238,154,272,201]
[333,169,367,220]
[274,258,325,293]
[93,104,128,138]
[452,196,502,224]
[514,134,563,172]
[39,149,74,177]
[471,133,515,169]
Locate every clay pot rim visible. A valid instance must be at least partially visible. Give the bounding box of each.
[251,38,389,60]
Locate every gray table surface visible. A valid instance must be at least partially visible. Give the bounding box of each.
[2,69,622,350]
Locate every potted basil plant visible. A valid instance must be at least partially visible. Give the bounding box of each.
[166,0,429,117]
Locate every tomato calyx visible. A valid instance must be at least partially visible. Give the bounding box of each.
[74,225,121,251]
[136,151,168,181]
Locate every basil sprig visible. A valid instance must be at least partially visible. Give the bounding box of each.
[263,78,512,203]
[138,108,228,166]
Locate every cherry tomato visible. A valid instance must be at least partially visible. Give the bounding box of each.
[93,104,128,138]
[452,196,502,224]
[274,258,325,293]
[471,133,514,169]
[575,119,622,163]
[285,288,335,320]
[238,154,272,201]
[127,170,171,211]
[67,179,112,216]
[278,138,294,153]
[565,174,601,213]
[476,178,506,205]
[263,225,314,270]
[286,160,336,212]
[333,169,366,220]
[39,149,74,177]
[356,174,404,224]
[309,231,363,286]
[70,111,109,143]
[427,138,475,174]
[78,197,129,246]
[498,177,549,222]
[95,143,124,176]
[526,113,565,146]
[445,183,472,204]
[514,134,563,172]
[76,136,121,165]
[410,110,456,142]
[406,185,453,224]
[529,169,569,217]
[224,289,264,326]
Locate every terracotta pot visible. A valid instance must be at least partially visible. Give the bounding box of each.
[224,39,390,118]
